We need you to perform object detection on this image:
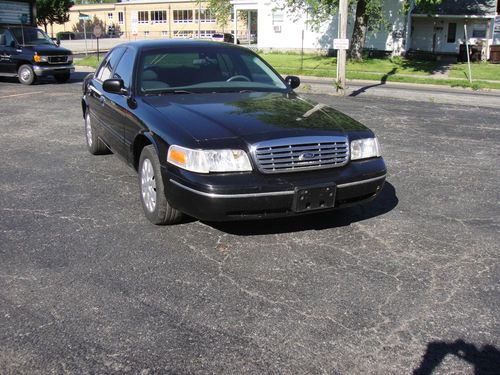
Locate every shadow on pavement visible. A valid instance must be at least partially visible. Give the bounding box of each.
[413,340,500,375]
[0,70,92,86]
[209,182,398,236]
[349,68,397,97]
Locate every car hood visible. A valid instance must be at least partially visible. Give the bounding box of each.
[143,92,371,145]
[22,44,72,56]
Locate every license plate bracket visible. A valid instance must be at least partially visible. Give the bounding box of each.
[293,184,336,213]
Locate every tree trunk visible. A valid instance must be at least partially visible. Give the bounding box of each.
[348,0,369,60]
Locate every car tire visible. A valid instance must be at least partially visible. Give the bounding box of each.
[54,72,70,83]
[84,109,110,155]
[18,64,36,85]
[138,145,182,225]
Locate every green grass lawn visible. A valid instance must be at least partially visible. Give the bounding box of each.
[75,53,500,90]
[448,62,500,80]
[260,53,441,76]
[75,56,101,69]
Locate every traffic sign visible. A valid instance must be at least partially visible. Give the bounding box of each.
[79,13,91,21]
[333,38,349,50]
[93,25,102,38]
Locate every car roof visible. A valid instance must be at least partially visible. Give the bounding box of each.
[113,39,242,51]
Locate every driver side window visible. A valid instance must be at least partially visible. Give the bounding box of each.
[0,30,15,47]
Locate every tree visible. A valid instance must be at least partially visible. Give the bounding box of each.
[199,0,233,29]
[37,0,74,33]
[72,16,121,37]
[284,0,442,60]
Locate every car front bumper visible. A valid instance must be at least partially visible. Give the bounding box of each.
[163,157,387,221]
[33,64,75,77]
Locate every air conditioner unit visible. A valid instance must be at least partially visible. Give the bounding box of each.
[274,25,281,33]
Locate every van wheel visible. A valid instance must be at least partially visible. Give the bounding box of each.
[138,145,182,225]
[18,64,36,85]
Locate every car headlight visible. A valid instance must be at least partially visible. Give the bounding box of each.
[167,145,252,173]
[350,137,381,160]
[33,55,48,62]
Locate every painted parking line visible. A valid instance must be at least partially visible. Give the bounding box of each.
[0,91,44,99]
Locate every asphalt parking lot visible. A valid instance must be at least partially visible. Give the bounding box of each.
[1,72,499,374]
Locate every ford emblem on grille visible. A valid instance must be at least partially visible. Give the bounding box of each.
[299,152,316,161]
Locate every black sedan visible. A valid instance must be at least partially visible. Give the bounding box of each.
[82,40,386,225]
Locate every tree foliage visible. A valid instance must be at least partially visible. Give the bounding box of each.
[199,0,233,29]
[285,0,442,60]
[37,0,74,32]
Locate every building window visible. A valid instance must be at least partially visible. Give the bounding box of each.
[151,10,167,24]
[447,22,456,43]
[143,31,149,36]
[196,9,216,23]
[199,30,216,38]
[108,12,113,20]
[472,24,487,38]
[272,10,284,24]
[138,11,149,24]
[173,30,192,38]
[118,12,124,25]
[173,10,193,23]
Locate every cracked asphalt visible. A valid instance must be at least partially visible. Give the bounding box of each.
[0,71,499,374]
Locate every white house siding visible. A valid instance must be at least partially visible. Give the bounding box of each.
[411,16,494,58]
[256,0,405,52]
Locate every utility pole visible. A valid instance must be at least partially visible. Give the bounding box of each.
[336,0,348,93]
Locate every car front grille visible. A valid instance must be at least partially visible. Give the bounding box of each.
[252,136,349,174]
[48,55,68,64]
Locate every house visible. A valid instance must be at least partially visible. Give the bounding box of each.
[406,0,499,60]
[231,0,407,54]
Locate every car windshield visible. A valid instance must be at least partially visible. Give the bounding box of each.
[138,46,288,95]
[11,27,54,46]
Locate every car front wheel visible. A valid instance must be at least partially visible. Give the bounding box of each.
[138,145,182,225]
[84,109,109,155]
[18,64,36,85]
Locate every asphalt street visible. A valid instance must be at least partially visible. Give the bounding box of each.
[0,72,499,374]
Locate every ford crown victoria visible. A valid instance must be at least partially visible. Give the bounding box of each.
[82,40,386,225]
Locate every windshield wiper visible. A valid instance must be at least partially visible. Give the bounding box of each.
[145,89,195,96]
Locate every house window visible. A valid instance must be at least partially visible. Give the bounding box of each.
[472,24,487,38]
[272,10,284,24]
[151,10,167,24]
[118,12,124,25]
[173,10,193,23]
[108,13,113,20]
[447,22,456,43]
[196,9,216,23]
[138,11,149,24]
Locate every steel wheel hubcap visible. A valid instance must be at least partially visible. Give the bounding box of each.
[85,113,93,147]
[141,158,156,212]
[20,68,30,81]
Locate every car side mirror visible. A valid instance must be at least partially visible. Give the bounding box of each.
[285,75,300,89]
[103,78,127,95]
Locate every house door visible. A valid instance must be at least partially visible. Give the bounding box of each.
[432,21,445,53]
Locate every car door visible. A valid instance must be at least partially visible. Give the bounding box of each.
[101,47,138,162]
[0,29,17,74]
[89,47,126,154]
